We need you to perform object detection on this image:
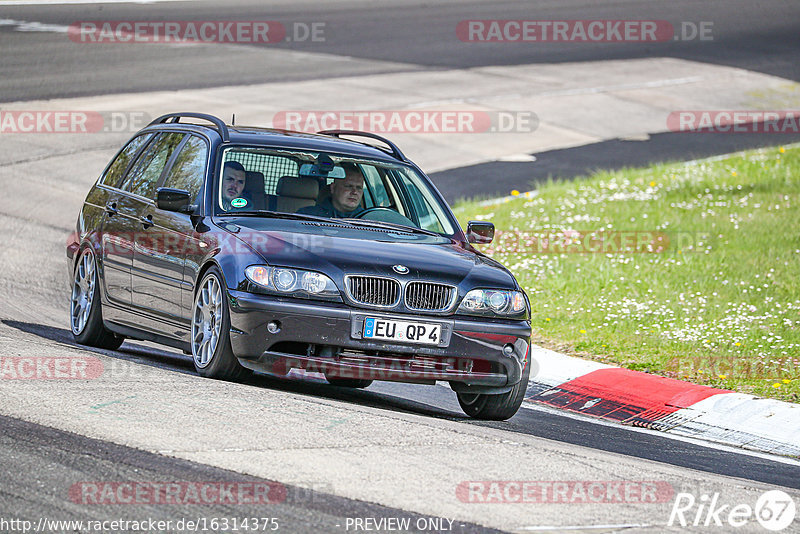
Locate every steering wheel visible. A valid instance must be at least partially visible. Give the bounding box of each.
[357,207,417,227]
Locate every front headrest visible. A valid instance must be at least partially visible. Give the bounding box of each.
[244,171,265,193]
[276,176,319,199]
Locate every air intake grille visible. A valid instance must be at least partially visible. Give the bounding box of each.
[405,282,455,311]
[347,276,400,307]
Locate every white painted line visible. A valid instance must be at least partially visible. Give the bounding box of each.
[497,153,537,162]
[0,17,251,51]
[0,0,188,5]
[518,526,651,532]
[0,19,68,32]
[415,75,706,108]
[540,75,707,96]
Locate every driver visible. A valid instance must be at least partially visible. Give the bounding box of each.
[298,163,365,218]
[221,161,247,211]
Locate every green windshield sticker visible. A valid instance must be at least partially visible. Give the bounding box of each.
[231,197,248,208]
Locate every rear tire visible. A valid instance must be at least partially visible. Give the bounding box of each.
[70,247,124,350]
[191,267,249,381]
[325,376,373,389]
[457,357,531,421]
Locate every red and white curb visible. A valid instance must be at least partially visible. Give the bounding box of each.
[525,346,800,457]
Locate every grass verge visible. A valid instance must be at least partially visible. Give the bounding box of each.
[453,145,800,402]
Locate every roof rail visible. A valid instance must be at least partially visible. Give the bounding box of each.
[318,130,407,161]
[149,112,230,142]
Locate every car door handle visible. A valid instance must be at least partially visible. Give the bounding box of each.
[104,201,118,216]
[139,214,154,229]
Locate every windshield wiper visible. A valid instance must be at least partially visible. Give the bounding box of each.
[340,218,442,237]
[217,210,443,237]
[216,210,332,223]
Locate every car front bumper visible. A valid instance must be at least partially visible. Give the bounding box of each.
[227,290,531,392]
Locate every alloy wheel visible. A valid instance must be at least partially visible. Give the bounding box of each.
[70,249,95,335]
[192,275,223,368]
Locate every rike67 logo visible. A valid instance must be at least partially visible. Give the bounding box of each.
[669,490,796,531]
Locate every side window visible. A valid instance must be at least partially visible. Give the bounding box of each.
[121,132,185,199]
[362,165,392,208]
[402,176,447,233]
[161,136,208,202]
[100,133,152,187]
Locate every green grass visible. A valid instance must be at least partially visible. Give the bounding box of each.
[452,145,800,402]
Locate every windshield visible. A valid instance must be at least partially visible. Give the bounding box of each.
[215,146,456,235]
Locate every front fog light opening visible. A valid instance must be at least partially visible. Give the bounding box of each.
[267,320,281,334]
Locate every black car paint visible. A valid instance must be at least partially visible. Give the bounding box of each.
[67,118,531,405]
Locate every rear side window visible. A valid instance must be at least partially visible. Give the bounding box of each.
[100,133,152,187]
[121,133,185,199]
[161,135,208,202]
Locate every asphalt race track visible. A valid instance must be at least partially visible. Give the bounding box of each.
[2,0,799,101]
[1,1,799,533]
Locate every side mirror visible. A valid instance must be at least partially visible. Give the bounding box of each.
[156,187,193,213]
[466,221,494,244]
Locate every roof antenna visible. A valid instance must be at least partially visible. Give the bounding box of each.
[231,113,236,125]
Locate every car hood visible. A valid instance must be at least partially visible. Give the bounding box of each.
[219,218,518,290]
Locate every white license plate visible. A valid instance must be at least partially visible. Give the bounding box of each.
[363,317,441,345]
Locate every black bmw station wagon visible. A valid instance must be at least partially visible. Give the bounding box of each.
[67,113,532,420]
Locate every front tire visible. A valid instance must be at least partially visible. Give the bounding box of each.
[191,267,248,381]
[457,357,531,421]
[70,247,124,350]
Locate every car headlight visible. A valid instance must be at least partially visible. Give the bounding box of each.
[458,289,528,318]
[245,266,340,301]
